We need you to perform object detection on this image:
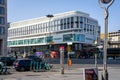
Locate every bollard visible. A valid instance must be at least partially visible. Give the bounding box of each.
[68,59,72,66]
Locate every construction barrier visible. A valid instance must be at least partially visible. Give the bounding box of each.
[68,59,72,66]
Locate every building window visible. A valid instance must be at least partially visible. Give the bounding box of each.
[75,16,79,28]
[0,17,5,25]
[71,17,74,28]
[37,37,44,43]
[80,17,83,23]
[18,40,23,45]
[0,0,5,5]
[0,26,5,34]
[0,7,5,14]
[67,18,70,29]
[60,19,63,30]
[24,39,29,45]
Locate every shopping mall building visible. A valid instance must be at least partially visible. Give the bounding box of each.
[7,11,100,56]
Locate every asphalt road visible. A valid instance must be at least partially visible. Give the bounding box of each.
[44,58,120,64]
[0,59,120,80]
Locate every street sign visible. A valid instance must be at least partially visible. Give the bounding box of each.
[67,45,71,52]
[50,41,54,45]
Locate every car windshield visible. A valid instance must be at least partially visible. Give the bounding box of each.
[19,60,31,64]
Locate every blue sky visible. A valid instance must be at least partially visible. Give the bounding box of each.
[7,0,120,33]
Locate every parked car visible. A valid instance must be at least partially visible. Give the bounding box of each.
[0,57,16,66]
[13,59,32,71]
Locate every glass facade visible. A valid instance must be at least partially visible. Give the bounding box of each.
[74,34,85,42]
[0,0,4,5]
[0,26,4,34]
[8,34,85,46]
[0,17,5,25]
[0,7,5,14]
[0,0,7,56]
[8,37,46,46]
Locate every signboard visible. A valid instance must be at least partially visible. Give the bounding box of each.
[67,46,71,52]
[53,34,63,43]
[83,68,98,80]
[85,34,96,44]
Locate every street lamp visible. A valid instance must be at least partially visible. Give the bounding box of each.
[98,0,114,80]
[46,14,54,52]
[94,40,98,68]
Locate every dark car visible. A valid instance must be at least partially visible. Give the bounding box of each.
[0,57,15,66]
[13,59,32,71]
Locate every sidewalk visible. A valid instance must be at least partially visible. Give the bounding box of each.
[1,67,120,80]
[2,68,83,80]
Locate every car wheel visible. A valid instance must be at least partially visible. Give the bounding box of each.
[21,67,25,71]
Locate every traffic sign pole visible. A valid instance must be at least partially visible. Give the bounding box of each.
[67,45,71,70]
[59,46,64,74]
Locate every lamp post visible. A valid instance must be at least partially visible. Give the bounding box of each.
[98,0,114,80]
[94,40,98,68]
[46,14,54,52]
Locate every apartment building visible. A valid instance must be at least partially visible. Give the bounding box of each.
[0,0,7,56]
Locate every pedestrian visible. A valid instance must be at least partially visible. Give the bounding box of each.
[15,51,18,59]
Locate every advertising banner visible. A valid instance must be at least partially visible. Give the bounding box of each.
[83,68,98,80]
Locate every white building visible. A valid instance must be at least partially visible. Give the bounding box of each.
[0,0,7,56]
[7,11,100,55]
[108,30,120,48]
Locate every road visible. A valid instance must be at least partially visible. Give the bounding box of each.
[0,59,120,80]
